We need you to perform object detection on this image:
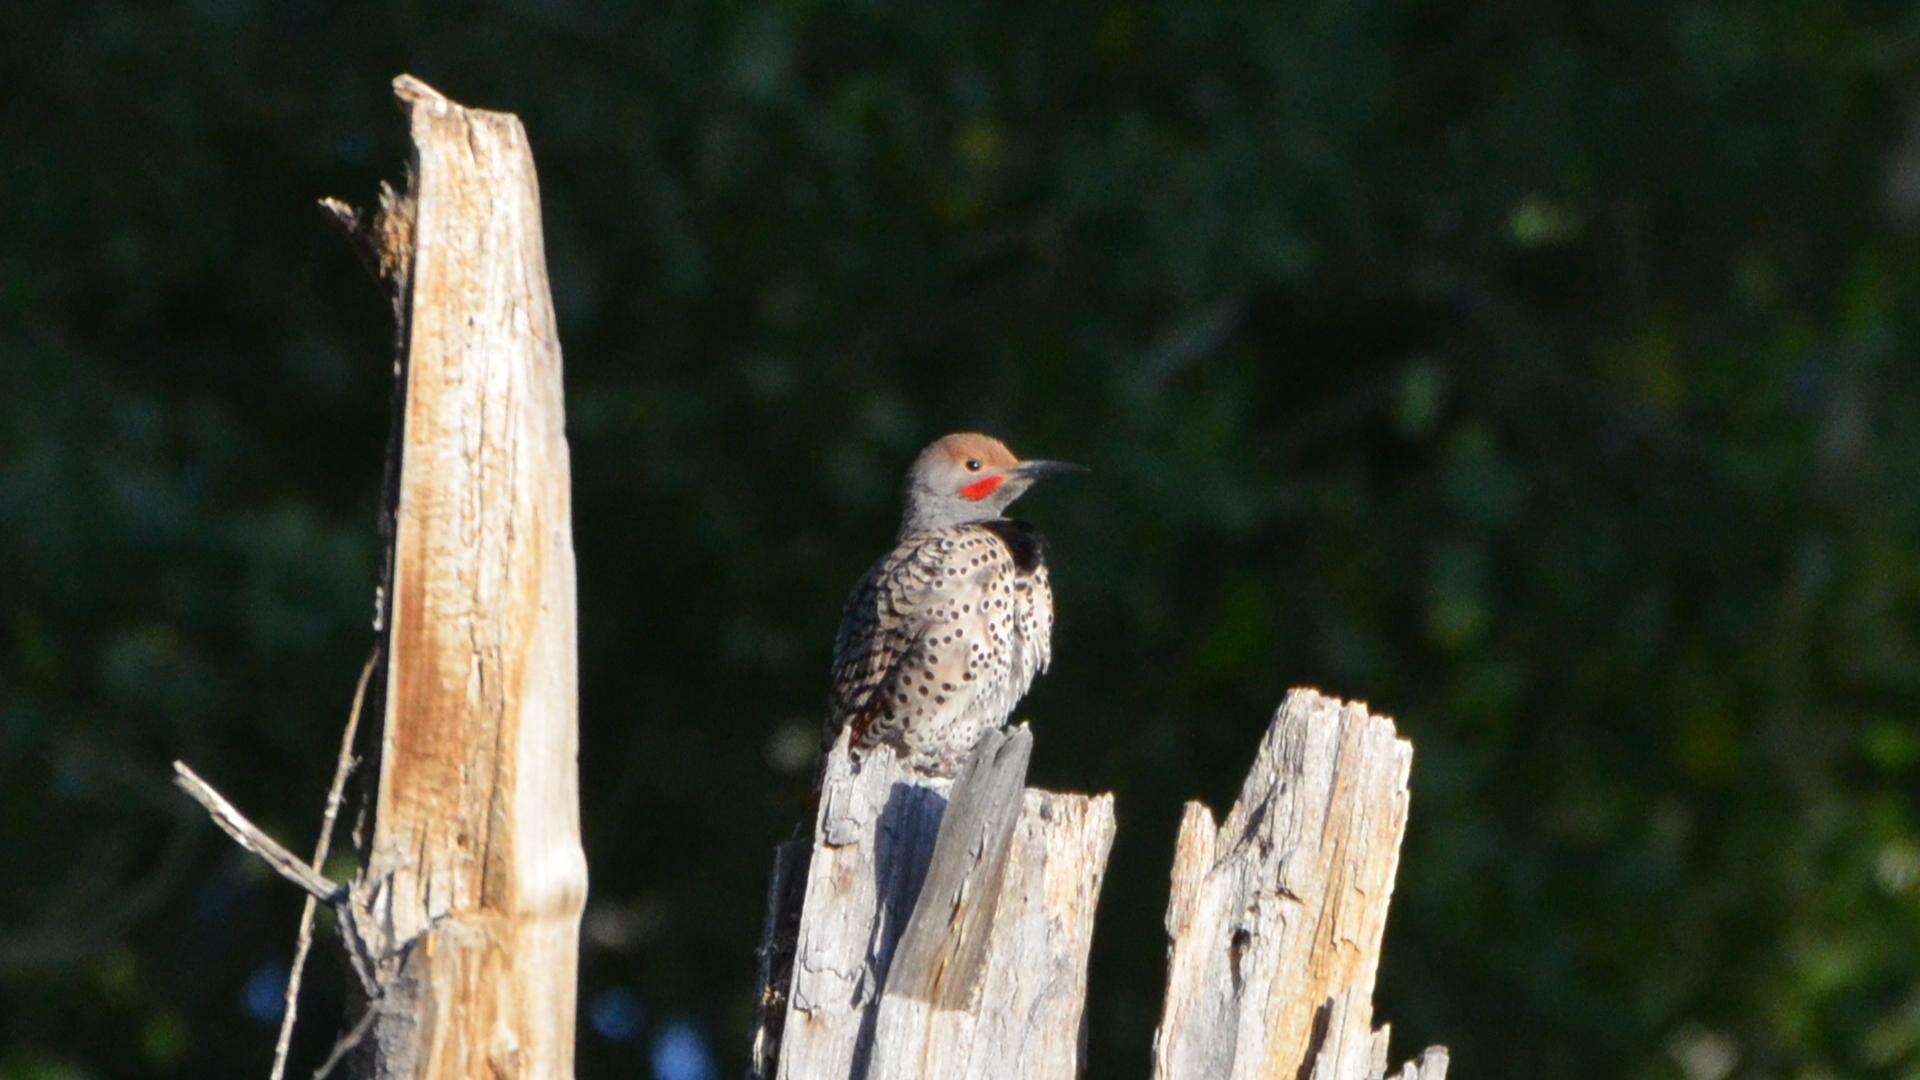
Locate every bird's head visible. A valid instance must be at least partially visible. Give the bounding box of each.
[899,432,1086,537]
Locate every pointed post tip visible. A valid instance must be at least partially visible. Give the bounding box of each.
[392,74,449,108]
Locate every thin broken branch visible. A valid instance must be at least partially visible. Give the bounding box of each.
[271,648,379,1080]
[311,997,379,1080]
[171,762,343,904]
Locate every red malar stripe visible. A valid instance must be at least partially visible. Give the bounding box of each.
[960,475,1006,501]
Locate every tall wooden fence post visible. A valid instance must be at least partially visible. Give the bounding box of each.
[346,74,587,1079]
[175,74,586,1078]
[1152,689,1447,1080]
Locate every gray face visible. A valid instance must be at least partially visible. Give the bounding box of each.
[896,434,1085,537]
[901,458,1034,535]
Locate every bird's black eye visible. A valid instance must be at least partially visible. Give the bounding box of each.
[965,459,982,471]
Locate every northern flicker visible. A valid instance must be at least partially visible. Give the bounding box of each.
[825,433,1085,778]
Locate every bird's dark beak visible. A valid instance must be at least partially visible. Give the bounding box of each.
[1012,459,1090,481]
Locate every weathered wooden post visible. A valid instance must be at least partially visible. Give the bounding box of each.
[1153,689,1447,1080]
[750,726,1118,1079]
[174,75,586,1078]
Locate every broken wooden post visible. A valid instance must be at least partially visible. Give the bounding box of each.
[1151,689,1446,1080]
[751,725,1117,1079]
[347,73,587,1079]
[174,74,586,1078]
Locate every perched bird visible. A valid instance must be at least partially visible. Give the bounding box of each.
[825,433,1085,778]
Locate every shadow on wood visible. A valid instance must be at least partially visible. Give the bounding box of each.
[878,725,1032,1009]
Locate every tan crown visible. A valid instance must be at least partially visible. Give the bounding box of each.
[927,432,1020,470]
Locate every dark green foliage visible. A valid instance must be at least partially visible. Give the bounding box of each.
[5,2,1920,1076]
